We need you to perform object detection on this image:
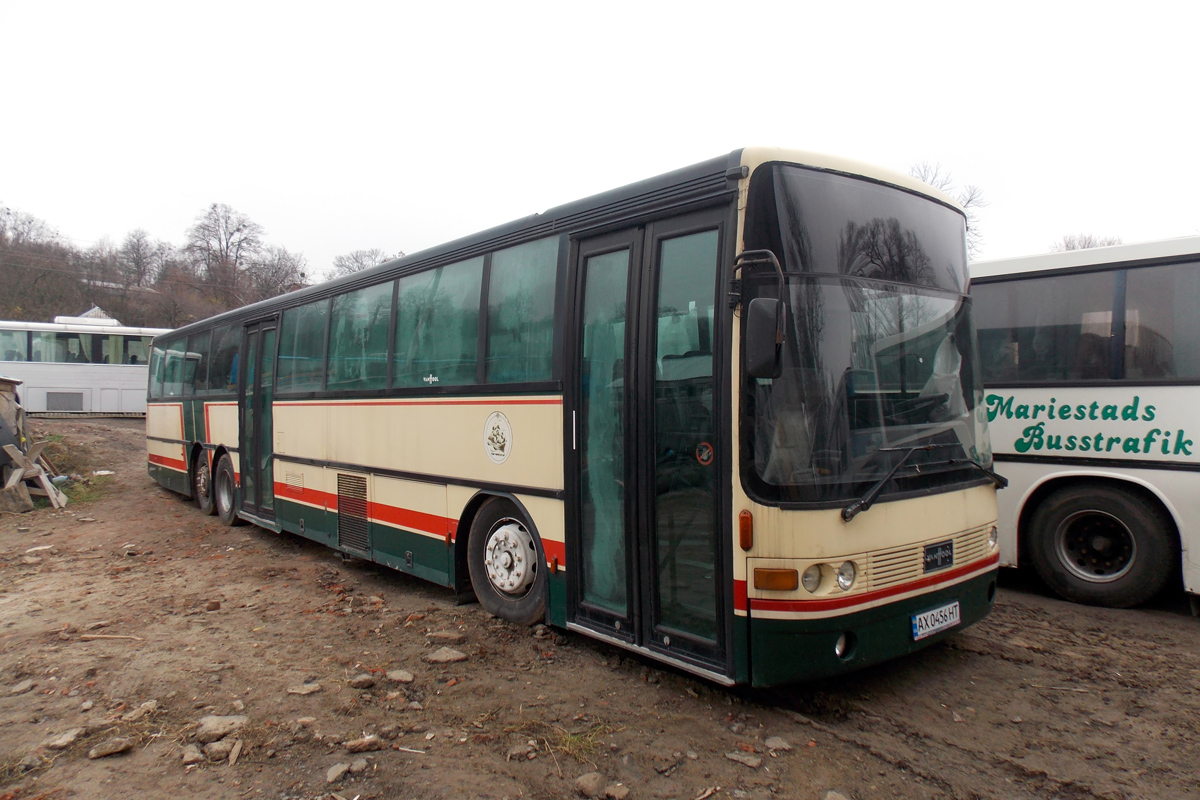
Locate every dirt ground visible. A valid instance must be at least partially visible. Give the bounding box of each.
[2,418,1199,800]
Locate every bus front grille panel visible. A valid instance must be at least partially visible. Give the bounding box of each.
[864,526,992,592]
[46,392,84,412]
[336,474,370,554]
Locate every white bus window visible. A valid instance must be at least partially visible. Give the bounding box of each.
[486,237,558,383]
[30,331,53,362]
[1,330,27,361]
[124,335,152,365]
[1124,261,1200,381]
[975,271,1116,383]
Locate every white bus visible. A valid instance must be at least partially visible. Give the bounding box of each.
[972,236,1200,610]
[0,316,170,414]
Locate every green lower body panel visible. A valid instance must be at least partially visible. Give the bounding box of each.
[149,463,190,496]
[275,496,453,588]
[547,572,567,627]
[749,569,997,687]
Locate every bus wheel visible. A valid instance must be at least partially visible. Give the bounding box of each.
[193,453,216,516]
[1029,484,1177,608]
[214,454,241,527]
[467,498,546,626]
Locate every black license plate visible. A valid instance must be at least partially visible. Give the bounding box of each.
[923,540,954,572]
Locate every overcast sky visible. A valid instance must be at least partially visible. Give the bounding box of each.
[2,2,1196,279]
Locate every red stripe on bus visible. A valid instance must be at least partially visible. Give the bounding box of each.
[369,501,455,538]
[276,398,563,408]
[745,553,1000,614]
[149,453,188,472]
[541,538,565,565]
[272,483,456,538]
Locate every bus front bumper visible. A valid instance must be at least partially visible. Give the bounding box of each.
[747,567,998,686]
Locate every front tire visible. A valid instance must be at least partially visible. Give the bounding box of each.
[213,453,242,527]
[1028,483,1177,608]
[193,453,216,516]
[467,497,546,626]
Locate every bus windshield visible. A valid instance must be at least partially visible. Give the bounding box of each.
[743,164,986,504]
[748,277,988,503]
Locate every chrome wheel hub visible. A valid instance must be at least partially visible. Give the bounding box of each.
[483,520,537,596]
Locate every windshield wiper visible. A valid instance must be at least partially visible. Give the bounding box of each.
[840,444,960,522]
[938,457,1008,489]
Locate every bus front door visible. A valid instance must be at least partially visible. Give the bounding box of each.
[569,209,729,678]
[239,319,277,521]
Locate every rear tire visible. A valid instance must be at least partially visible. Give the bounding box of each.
[193,453,216,516]
[1028,483,1177,608]
[467,497,546,626]
[214,453,242,527]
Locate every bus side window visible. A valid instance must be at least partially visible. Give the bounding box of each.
[278,301,328,392]
[206,325,240,393]
[149,346,165,398]
[486,237,558,383]
[185,331,211,395]
[163,339,186,396]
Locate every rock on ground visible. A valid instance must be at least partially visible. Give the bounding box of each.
[725,751,763,769]
[348,673,377,689]
[423,646,468,664]
[88,737,133,759]
[344,735,386,753]
[195,714,248,743]
[575,771,605,798]
[44,728,85,750]
[204,739,236,762]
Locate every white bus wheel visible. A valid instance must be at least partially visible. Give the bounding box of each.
[1028,484,1177,608]
[467,498,546,626]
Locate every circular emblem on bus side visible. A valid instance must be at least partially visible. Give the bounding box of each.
[484,411,512,464]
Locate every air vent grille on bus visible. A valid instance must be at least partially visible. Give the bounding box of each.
[336,474,370,554]
[46,392,84,412]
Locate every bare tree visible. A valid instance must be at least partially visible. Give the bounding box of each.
[184,203,265,302]
[329,248,397,279]
[1051,234,1123,252]
[910,163,986,258]
[119,229,157,289]
[246,246,308,302]
[1,203,59,247]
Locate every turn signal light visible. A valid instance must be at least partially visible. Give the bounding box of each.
[739,510,753,551]
[753,568,799,591]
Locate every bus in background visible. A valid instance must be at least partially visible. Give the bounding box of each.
[972,236,1200,611]
[147,147,1002,686]
[0,313,170,414]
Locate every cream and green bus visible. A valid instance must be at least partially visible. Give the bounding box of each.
[973,237,1200,610]
[146,147,1002,686]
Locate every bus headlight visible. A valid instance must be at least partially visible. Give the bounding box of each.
[988,526,998,550]
[801,564,822,593]
[837,561,857,591]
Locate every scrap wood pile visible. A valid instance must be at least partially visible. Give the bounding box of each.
[0,376,68,513]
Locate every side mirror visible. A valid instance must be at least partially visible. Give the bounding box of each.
[745,297,784,379]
